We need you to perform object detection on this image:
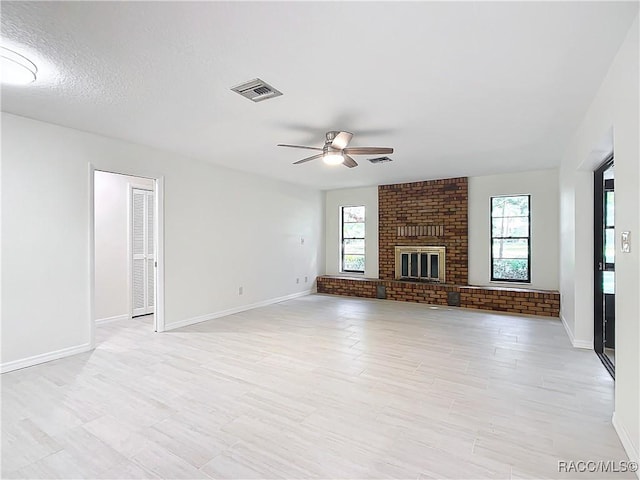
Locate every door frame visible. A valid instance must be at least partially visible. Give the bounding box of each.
[593,155,614,377]
[89,165,166,350]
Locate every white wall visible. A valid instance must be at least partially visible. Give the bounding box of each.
[559,15,639,463]
[94,172,154,322]
[468,169,559,290]
[1,113,323,369]
[325,187,378,278]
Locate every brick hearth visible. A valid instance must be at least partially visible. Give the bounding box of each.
[317,276,560,318]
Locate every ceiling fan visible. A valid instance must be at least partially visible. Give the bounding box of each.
[277,131,393,168]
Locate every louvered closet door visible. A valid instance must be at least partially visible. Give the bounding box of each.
[132,188,155,317]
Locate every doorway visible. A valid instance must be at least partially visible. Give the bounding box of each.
[91,168,165,346]
[593,156,615,378]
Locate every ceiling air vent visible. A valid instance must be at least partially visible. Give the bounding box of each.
[368,156,393,164]
[231,78,283,102]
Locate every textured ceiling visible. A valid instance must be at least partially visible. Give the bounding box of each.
[1,1,637,189]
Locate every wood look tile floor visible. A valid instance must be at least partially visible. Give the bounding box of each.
[2,295,631,479]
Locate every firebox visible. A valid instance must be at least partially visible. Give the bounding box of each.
[395,246,446,283]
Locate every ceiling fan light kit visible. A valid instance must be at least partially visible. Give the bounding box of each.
[278,130,393,169]
[323,153,344,165]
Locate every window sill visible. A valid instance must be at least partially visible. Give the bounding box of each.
[490,280,532,286]
[472,283,558,294]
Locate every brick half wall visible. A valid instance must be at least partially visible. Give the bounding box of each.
[317,276,560,318]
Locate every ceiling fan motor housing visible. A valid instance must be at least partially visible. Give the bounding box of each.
[325,131,339,143]
[323,145,341,155]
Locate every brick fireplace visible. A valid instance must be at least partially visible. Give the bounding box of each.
[317,176,560,317]
[379,177,468,284]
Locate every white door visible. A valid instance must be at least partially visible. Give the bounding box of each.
[132,188,155,317]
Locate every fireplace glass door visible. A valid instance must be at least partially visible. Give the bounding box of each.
[400,252,441,281]
[395,246,446,283]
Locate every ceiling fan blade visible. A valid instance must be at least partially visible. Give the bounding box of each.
[343,147,394,155]
[342,155,358,168]
[331,131,353,150]
[277,144,323,151]
[293,153,324,165]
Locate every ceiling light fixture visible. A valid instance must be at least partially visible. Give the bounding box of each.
[322,145,344,166]
[323,153,344,165]
[1,46,37,85]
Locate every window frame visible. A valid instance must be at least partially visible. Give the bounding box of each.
[490,194,531,283]
[603,180,614,270]
[340,205,365,274]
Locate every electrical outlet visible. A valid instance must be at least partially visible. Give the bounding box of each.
[238,286,243,295]
[304,276,308,283]
[301,237,305,245]
[296,278,300,284]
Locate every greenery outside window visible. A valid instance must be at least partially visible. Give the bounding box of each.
[341,206,365,273]
[491,195,530,282]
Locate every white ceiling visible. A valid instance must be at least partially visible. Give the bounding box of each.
[2,1,637,190]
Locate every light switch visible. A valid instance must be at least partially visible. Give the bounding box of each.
[621,231,631,253]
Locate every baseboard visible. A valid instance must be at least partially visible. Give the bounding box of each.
[96,314,129,325]
[561,314,592,349]
[165,290,313,331]
[1,343,93,374]
[613,412,640,478]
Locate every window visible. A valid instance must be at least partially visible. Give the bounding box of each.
[341,206,365,273]
[491,195,530,282]
[603,185,614,294]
